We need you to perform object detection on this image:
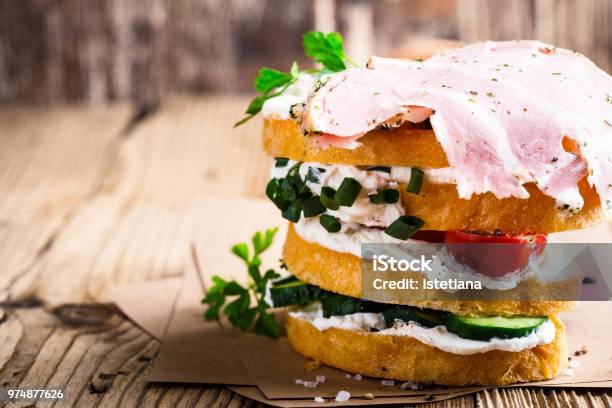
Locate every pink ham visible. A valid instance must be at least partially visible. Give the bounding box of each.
[301,41,612,211]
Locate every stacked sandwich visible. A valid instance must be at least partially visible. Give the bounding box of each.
[256,40,612,386]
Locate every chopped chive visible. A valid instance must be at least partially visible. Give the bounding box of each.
[287,161,302,176]
[366,166,391,173]
[320,214,341,233]
[274,157,289,167]
[306,167,321,183]
[266,178,289,210]
[384,215,424,240]
[369,192,384,204]
[407,168,424,194]
[282,201,301,223]
[320,186,339,210]
[382,189,399,203]
[265,178,278,200]
[280,178,297,201]
[368,189,399,204]
[336,177,362,206]
[302,195,326,217]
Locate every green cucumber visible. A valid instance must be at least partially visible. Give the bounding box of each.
[270,279,322,307]
[445,315,548,341]
[382,306,446,328]
[320,295,385,318]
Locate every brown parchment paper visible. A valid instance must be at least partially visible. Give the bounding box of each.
[110,197,612,406]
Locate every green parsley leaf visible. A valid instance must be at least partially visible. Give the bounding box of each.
[235,31,357,127]
[303,31,357,72]
[201,228,283,338]
[254,67,294,94]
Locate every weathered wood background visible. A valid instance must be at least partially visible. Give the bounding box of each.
[1,1,612,406]
[1,0,611,106]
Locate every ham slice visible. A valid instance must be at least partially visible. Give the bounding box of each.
[301,41,612,211]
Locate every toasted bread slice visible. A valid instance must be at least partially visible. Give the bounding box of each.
[283,223,578,317]
[286,313,567,386]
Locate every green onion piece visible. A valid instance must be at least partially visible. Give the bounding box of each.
[274,157,289,167]
[320,186,339,210]
[302,195,326,217]
[266,178,289,210]
[336,177,362,207]
[282,201,301,223]
[369,188,399,204]
[305,167,320,183]
[407,168,424,194]
[280,178,297,201]
[265,178,278,200]
[320,214,341,233]
[287,161,302,175]
[383,189,400,203]
[366,166,391,173]
[384,215,424,240]
[368,192,384,204]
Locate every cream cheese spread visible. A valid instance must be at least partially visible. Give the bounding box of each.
[271,160,453,227]
[289,302,556,355]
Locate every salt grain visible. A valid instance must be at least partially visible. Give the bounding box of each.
[295,379,304,385]
[381,380,395,386]
[316,375,326,383]
[303,381,318,388]
[364,393,375,400]
[353,374,362,381]
[314,396,325,403]
[335,390,351,402]
[569,360,581,369]
[345,373,352,379]
[564,368,575,376]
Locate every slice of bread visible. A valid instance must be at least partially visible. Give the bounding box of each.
[283,223,578,317]
[286,313,568,386]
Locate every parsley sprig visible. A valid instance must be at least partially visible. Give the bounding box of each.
[201,227,282,338]
[234,31,357,127]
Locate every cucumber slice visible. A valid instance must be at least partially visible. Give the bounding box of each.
[445,315,548,341]
[270,279,322,307]
[382,306,446,328]
[320,295,385,318]
[321,295,362,317]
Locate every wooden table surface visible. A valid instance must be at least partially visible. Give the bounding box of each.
[0,97,610,407]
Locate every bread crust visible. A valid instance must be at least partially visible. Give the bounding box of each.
[283,223,578,317]
[263,119,448,167]
[286,314,567,386]
[264,119,605,234]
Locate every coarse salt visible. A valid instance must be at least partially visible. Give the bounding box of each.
[316,375,326,383]
[303,381,318,388]
[353,374,362,381]
[335,390,351,402]
[381,380,395,386]
[345,373,352,379]
[314,396,325,403]
[295,379,304,385]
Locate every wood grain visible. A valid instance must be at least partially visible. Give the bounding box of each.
[0,98,609,406]
[1,0,611,105]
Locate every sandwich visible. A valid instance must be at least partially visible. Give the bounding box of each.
[239,33,612,386]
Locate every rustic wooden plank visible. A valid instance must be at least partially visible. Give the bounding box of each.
[9,96,270,306]
[0,105,132,303]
